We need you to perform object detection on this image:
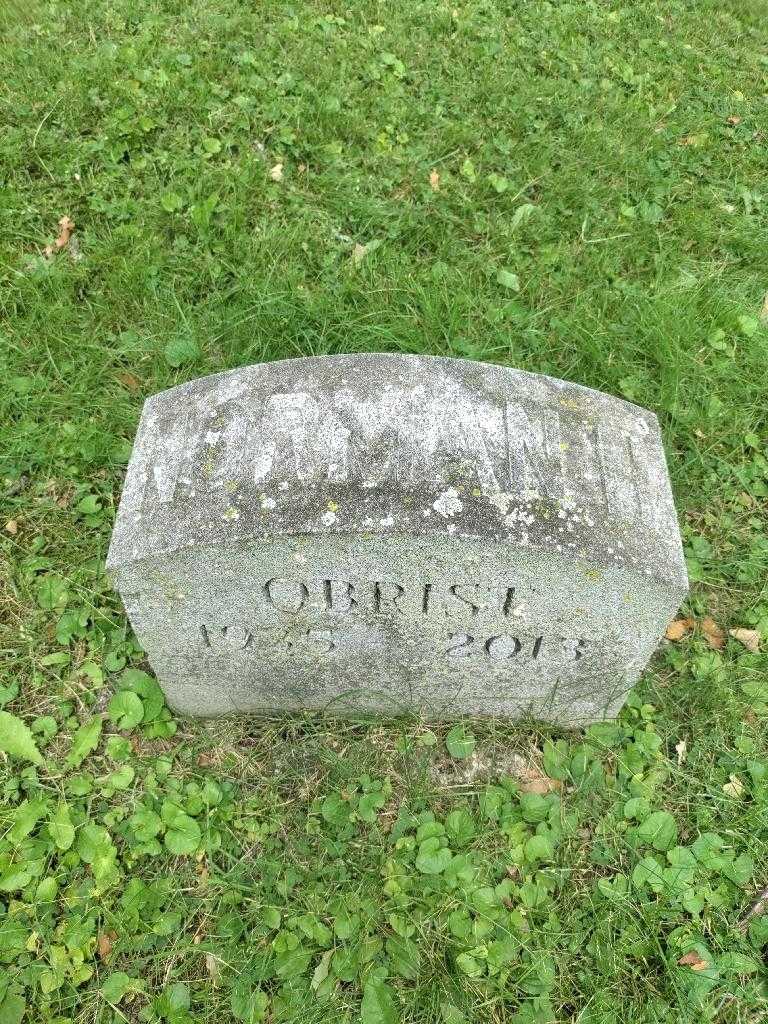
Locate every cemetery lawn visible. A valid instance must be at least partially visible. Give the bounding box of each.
[2,0,768,1021]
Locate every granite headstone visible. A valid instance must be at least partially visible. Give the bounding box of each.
[107,354,688,724]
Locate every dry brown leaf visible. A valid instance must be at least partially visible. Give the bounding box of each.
[701,616,725,650]
[269,163,284,182]
[519,777,558,795]
[429,169,440,192]
[678,951,708,971]
[518,765,562,795]
[729,627,760,653]
[4,520,18,535]
[723,774,745,799]
[726,115,742,126]
[55,215,75,247]
[44,215,75,257]
[97,931,115,960]
[675,739,687,765]
[760,292,768,325]
[666,617,694,641]
[117,371,141,393]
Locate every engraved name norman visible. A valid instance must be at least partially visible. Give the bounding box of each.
[137,385,669,530]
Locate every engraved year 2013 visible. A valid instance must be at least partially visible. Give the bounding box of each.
[446,633,588,661]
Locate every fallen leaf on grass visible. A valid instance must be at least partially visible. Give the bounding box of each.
[496,268,520,291]
[723,774,745,799]
[678,951,708,971]
[44,215,75,257]
[729,627,760,653]
[519,776,560,796]
[701,617,725,650]
[205,952,220,985]
[68,235,83,262]
[517,764,562,795]
[117,371,141,393]
[680,132,709,148]
[739,885,768,931]
[269,163,284,182]
[351,239,383,265]
[666,617,694,641]
[4,520,18,535]
[429,169,440,191]
[675,740,687,765]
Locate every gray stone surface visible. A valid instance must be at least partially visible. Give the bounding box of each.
[107,354,688,724]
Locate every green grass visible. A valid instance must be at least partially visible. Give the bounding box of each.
[2,0,768,1021]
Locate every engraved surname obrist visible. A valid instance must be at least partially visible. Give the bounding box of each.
[139,384,666,530]
[199,575,591,666]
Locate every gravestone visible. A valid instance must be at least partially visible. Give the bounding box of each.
[107,354,688,724]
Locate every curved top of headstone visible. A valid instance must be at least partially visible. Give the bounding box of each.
[107,353,687,594]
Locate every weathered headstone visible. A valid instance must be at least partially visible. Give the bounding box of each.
[107,354,688,724]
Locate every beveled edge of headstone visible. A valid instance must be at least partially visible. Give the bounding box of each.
[106,353,689,601]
